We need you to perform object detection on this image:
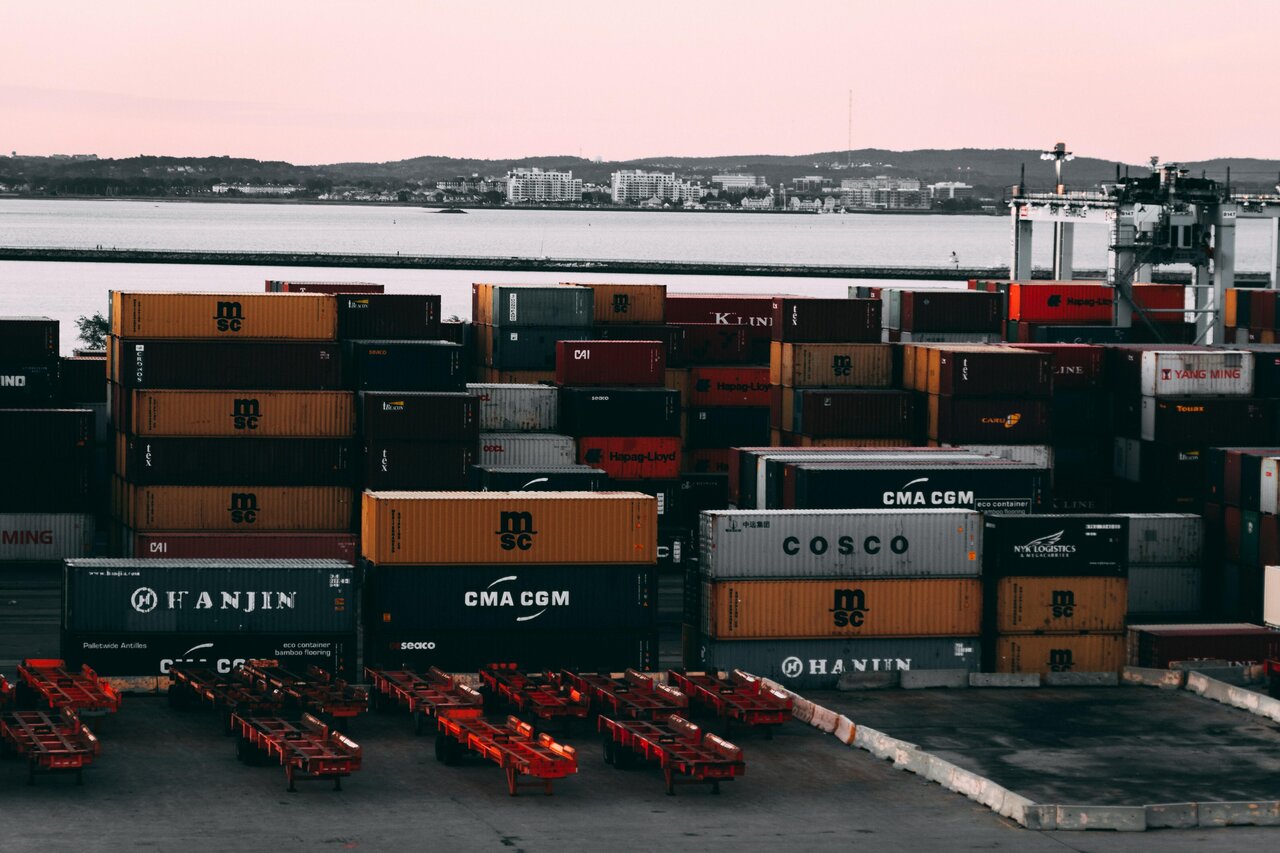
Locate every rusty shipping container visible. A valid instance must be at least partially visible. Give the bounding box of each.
[928,395,1052,444]
[123,390,355,437]
[358,392,479,442]
[108,338,346,390]
[769,342,893,389]
[690,367,771,407]
[770,298,880,343]
[110,292,337,340]
[468,384,559,432]
[995,633,1125,674]
[361,492,657,565]
[561,282,666,324]
[701,578,982,639]
[995,577,1128,633]
[116,483,355,532]
[125,532,357,561]
[925,347,1051,397]
[555,340,665,387]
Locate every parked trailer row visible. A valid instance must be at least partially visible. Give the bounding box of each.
[231,712,362,792]
[17,659,121,717]
[0,709,100,785]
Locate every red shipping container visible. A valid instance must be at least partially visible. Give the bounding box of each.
[900,291,1003,333]
[1250,290,1278,330]
[683,448,732,474]
[1224,505,1242,562]
[1130,624,1280,668]
[555,340,665,387]
[675,324,771,366]
[1007,284,1113,323]
[130,532,357,561]
[267,281,384,294]
[665,294,776,327]
[1001,343,1106,389]
[690,367,771,407]
[1132,284,1185,324]
[770,298,880,343]
[577,436,681,479]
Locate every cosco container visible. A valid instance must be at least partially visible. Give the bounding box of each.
[701,578,982,639]
[468,384,559,432]
[108,339,345,389]
[665,294,773,327]
[1126,623,1280,667]
[126,532,357,562]
[358,392,478,442]
[561,282,666,324]
[363,442,475,490]
[110,292,337,340]
[0,513,95,561]
[685,407,771,449]
[473,284,593,328]
[115,483,355,532]
[360,492,657,565]
[994,633,1124,674]
[478,433,576,467]
[769,342,892,389]
[470,465,608,492]
[120,390,355,437]
[0,363,59,405]
[699,509,981,579]
[982,515,1128,577]
[1140,397,1274,444]
[1006,284,1113,323]
[770,298,880,343]
[789,390,916,438]
[559,387,680,437]
[995,577,1128,633]
[928,395,1052,444]
[364,628,655,672]
[783,460,1048,513]
[62,631,356,678]
[689,367,770,407]
[555,340,665,387]
[336,294,441,340]
[482,326,594,371]
[1138,350,1253,397]
[115,435,357,486]
[1123,514,1202,565]
[345,340,464,391]
[1127,566,1202,616]
[577,437,681,479]
[0,316,59,362]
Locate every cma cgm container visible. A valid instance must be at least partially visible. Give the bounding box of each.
[1126,623,1280,667]
[555,340,665,386]
[116,484,355,532]
[363,442,475,490]
[115,436,357,486]
[995,577,1128,633]
[126,532,357,562]
[770,298,880,343]
[0,316,59,361]
[577,436,681,479]
[108,339,345,389]
[0,513,95,561]
[478,433,576,467]
[1140,397,1274,444]
[559,388,680,437]
[468,384,559,432]
[360,492,657,565]
[982,515,1128,577]
[1006,284,1113,324]
[769,343,893,388]
[335,294,441,340]
[122,390,355,437]
[783,460,1048,513]
[699,509,981,579]
[110,292,337,340]
[470,465,608,492]
[358,392,478,442]
[755,450,984,511]
[474,284,594,328]
[561,282,666,325]
[1138,351,1254,397]
[345,340,465,391]
[995,634,1124,675]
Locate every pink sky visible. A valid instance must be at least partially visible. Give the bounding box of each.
[3,0,1278,165]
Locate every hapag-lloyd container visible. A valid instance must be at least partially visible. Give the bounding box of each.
[110,292,337,340]
[473,285,594,328]
[0,513,95,561]
[126,532,357,562]
[555,340,665,387]
[116,435,357,486]
[1122,514,1203,564]
[1139,350,1253,397]
[577,436,681,479]
[1140,397,1275,443]
[995,634,1124,674]
[699,509,981,579]
[116,483,355,532]
[770,298,880,343]
[690,367,771,407]
[109,339,346,389]
[559,282,666,324]
[982,515,1128,577]
[790,390,916,438]
[478,433,576,467]
[1126,623,1280,667]
[769,342,893,388]
[123,390,355,437]
[336,295,441,340]
[1006,284,1114,323]
[995,577,1128,633]
[468,384,559,432]
[358,392,478,441]
[360,492,657,565]
[701,578,982,639]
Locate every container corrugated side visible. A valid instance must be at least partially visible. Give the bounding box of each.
[1265,565,1279,629]
[468,384,559,431]
[1126,623,1280,667]
[560,282,666,324]
[944,444,1053,469]
[62,631,357,678]
[769,343,893,388]
[699,509,980,579]
[365,627,655,672]
[995,577,1128,633]
[0,513,95,561]
[478,433,576,467]
[701,578,981,639]
[696,637,980,690]
[1139,350,1254,397]
[480,285,594,328]
[361,492,657,565]
[1128,566,1203,616]
[110,292,337,340]
[995,633,1124,674]
[127,532,357,562]
[118,484,355,532]
[128,390,355,437]
[1123,514,1202,565]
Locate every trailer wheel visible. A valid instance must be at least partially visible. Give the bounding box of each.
[614,745,636,770]
[602,735,616,765]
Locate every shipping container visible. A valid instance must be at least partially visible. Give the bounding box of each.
[1140,397,1274,444]
[110,292,337,340]
[683,448,733,474]
[783,460,1049,513]
[468,384,558,432]
[1265,566,1279,629]
[593,324,686,363]
[1024,325,1131,344]
[1005,343,1106,389]
[995,577,1127,633]
[116,484,355,532]
[1122,514,1202,565]
[360,492,657,565]
[929,396,1052,444]
[694,637,980,690]
[897,290,1002,333]
[108,338,346,390]
[686,407,771,449]
[701,578,982,639]
[365,627,655,672]
[610,479,679,522]
[924,347,1051,397]
[559,387,680,437]
[116,435,357,486]
[125,532,357,562]
[699,508,981,579]
[0,513,95,561]
[62,631,356,679]
[577,437,681,479]
[481,325,596,371]
[0,317,59,362]
[0,363,59,405]
[770,298,880,343]
[1128,566,1202,616]
[897,331,1002,343]
[470,465,609,492]
[994,634,1124,674]
[1256,457,1280,515]
[364,563,655,631]
[345,340,464,391]
[689,367,770,407]
[478,433,576,467]
[267,280,383,294]
[982,515,1128,577]
[121,390,355,437]
[790,389,916,438]
[0,408,93,446]
[1126,623,1280,667]
[473,285,594,328]
[1007,284,1114,324]
[1132,284,1187,323]
[358,392,478,442]
[58,356,105,403]
[666,294,774,327]
[1049,389,1110,439]
[944,444,1054,469]
[1136,350,1254,397]
[769,342,893,388]
[336,294,441,340]
[677,324,770,366]
[1112,439,1202,492]
[363,442,475,490]
[554,340,665,387]
[561,282,666,324]
[671,474,730,530]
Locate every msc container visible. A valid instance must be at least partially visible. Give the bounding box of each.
[790,390,916,438]
[110,292,337,340]
[268,280,383,294]
[995,577,1128,633]
[0,317,59,362]
[363,442,475,490]
[62,631,356,678]
[561,282,666,324]
[1127,566,1203,616]
[555,340,665,387]
[1008,343,1106,389]
[468,384,559,432]
[689,367,770,407]
[982,515,1128,578]
[123,390,355,437]
[336,294,441,340]
[1140,397,1274,444]
[1138,350,1253,397]
[470,465,609,492]
[1126,623,1280,667]
[108,339,346,389]
[559,387,680,437]
[898,290,1002,333]
[929,396,1052,444]
[478,433,576,467]
[360,492,657,565]
[770,298,880,343]
[665,294,774,327]
[345,340,464,391]
[358,392,478,442]
[577,437,681,480]
[1123,514,1203,565]
[694,637,981,690]
[365,627,655,672]
[769,342,893,388]
[116,484,355,532]
[701,578,982,639]
[784,461,1049,513]
[1006,284,1113,324]
[63,559,357,634]
[699,509,981,579]
[0,363,59,405]
[474,284,594,328]
[126,532,357,562]
[925,347,1051,397]
[116,435,357,486]
[686,408,771,449]
[994,634,1124,674]
[364,563,655,631]
[0,513,95,561]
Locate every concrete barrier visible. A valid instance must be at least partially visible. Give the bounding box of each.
[1043,671,1119,687]
[1146,803,1198,829]
[969,672,1040,688]
[1198,801,1280,827]
[833,714,857,745]
[1122,666,1185,689]
[900,669,969,690]
[1186,672,1280,723]
[1051,805,1146,831]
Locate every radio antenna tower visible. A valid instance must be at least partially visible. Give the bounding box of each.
[846,89,853,167]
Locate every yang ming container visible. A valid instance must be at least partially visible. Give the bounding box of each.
[0,513,95,561]
[468,384,559,432]
[995,577,1128,633]
[121,390,355,437]
[769,343,893,389]
[478,433,576,467]
[109,339,345,389]
[116,436,356,486]
[110,292,337,340]
[770,298,880,343]
[982,514,1128,577]
[116,484,355,532]
[1138,350,1253,397]
[336,294,441,340]
[473,284,593,328]
[126,532,357,562]
[358,392,478,442]
[345,340,464,391]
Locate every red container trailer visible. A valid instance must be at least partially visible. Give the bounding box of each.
[1007,284,1114,324]
[577,436,681,479]
[555,340,665,387]
[666,294,775,327]
[127,532,357,561]
[689,367,771,407]
[770,298,879,343]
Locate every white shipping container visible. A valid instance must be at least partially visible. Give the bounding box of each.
[945,444,1054,469]
[751,451,982,510]
[1265,566,1280,629]
[467,383,559,432]
[1260,458,1280,515]
[0,514,96,561]
[1122,514,1202,565]
[1127,565,1203,616]
[478,433,576,467]
[1139,350,1253,397]
[897,331,1001,343]
[700,509,981,579]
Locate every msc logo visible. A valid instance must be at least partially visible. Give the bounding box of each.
[232,398,261,430]
[214,301,244,332]
[611,294,630,314]
[131,587,159,613]
[1048,649,1074,672]
[228,492,259,524]
[831,355,852,377]
[496,511,536,551]
[1051,590,1075,618]
[980,413,1021,429]
[830,588,868,628]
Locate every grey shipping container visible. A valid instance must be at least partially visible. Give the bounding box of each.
[943,444,1054,470]
[753,451,985,511]
[485,286,594,328]
[897,331,1001,343]
[63,559,357,635]
[1122,514,1203,565]
[61,631,356,678]
[0,514,95,561]
[699,509,981,579]
[468,384,559,431]
[478,433,576,467]
[695,637,981,690]
[1127,565,1203,616]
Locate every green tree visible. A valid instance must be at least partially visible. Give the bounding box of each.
[76,312,110,350]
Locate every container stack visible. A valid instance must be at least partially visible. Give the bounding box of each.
[472,284,594,382]
[1224,288,1280,345]
[872,288,1004,344]
[1122,514,1204,622]
[266,280,384,294]
[360,491,658,671]
[691,509,984,690]
[984,514,1129,675]
[469,382,580,473]
[107,292,359,560]
[1203,447,1280,620]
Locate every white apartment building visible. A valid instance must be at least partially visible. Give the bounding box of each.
[838,176,929,210]
[713,173,769,190]
[610,170,701,204]
[928,181,976,201]
[211,184,300,195]
[505,168,583,203]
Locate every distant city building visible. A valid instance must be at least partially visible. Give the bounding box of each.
[928,181,976,201]
[505,168,582,203]
[713,174,769,190]
[790,175,832,195]
[789,196,837,213]
[838,176,928,210]
[610,170,702,204]
[437,175,503,194]
[211,184,300,196]
[740,193,775,210]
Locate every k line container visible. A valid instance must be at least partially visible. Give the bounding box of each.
[473,285,594,328]
[1126,623,1280,667]
[0,316,59,362]
[559,387,680,437]
[982,515,1128,577]
[0,513,95,561]
[123,390,355,437]
[1140,397,1275,444]
[701,578,982,639]
[689,367,770,407]
[770,298,880,343]
[560,282,666,324]
[335,294,441,340]
[468,384,559,432]
[1123,514,1203,565]
[1138,350,1253,397]
[665,294,774,327]
[126,532,357,562]
[358,392,478,442]
[994,633,1124,674]
[555,340,665,387]
[1007,343,1106,389]
[345,340,465,391]
[116,484,355,532]
[577,436,681,479]
[360,492,657,565]
[478,433,576,467]
[116,435,357,486]
[699,509,981,579]
[1128,566,1202,616]
[995,577,1128,633]
[769,342,893,388]
[363,442,476,490]
[62,631,356,678]
[108,339,346,389]
[110,292,337,340]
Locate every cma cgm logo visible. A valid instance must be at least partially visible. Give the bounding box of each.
[980,413,1022,429]
[1012,530,1076,558]
[160,642,246,675]
[464,575,569,623]
[496,511,536,551]
[214,301,244,332]
[882,478,974,507]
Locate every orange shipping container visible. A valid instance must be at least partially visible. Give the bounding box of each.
[110,292,337,340]
[701,578,982,639]
[126,390,354,437]
[116,482,354,532]
[361,492,657,565]
[995,633,1124,675]
[770,342,893,388]
[996,577,1128,633]
[561,282,666,324]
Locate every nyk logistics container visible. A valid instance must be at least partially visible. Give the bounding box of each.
[995,577,1128,633]
[559,387,680,437]
[336,294,441,340]
[0,513,95,561]
[769,342,893,388]
[1006,284,1113,324]
[120,390,355,437]
[473,284,593,328]
[116,435,357,485]
[468,384,559,432]
[982,515,1128,577]
[115,483,355,532]
[477,433,576,467]
[701,578,982,639]
[995,633,1124,674]
[782,460,1048,512]
[560,282,666,324]
[699,509,981,579]
[358,392,478,442]
[344,340,464,391]
[126,532,357,562]
[770,298,880,342]
[555,340,665,387]
[0,316,59,361]
[110,292,337,340]
[108,339,346,390]
[577,436,681,480]
[1137,351,1253,397]
[360,492,657,565]
[689,367,770,407]
[1140,397,1274,444]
